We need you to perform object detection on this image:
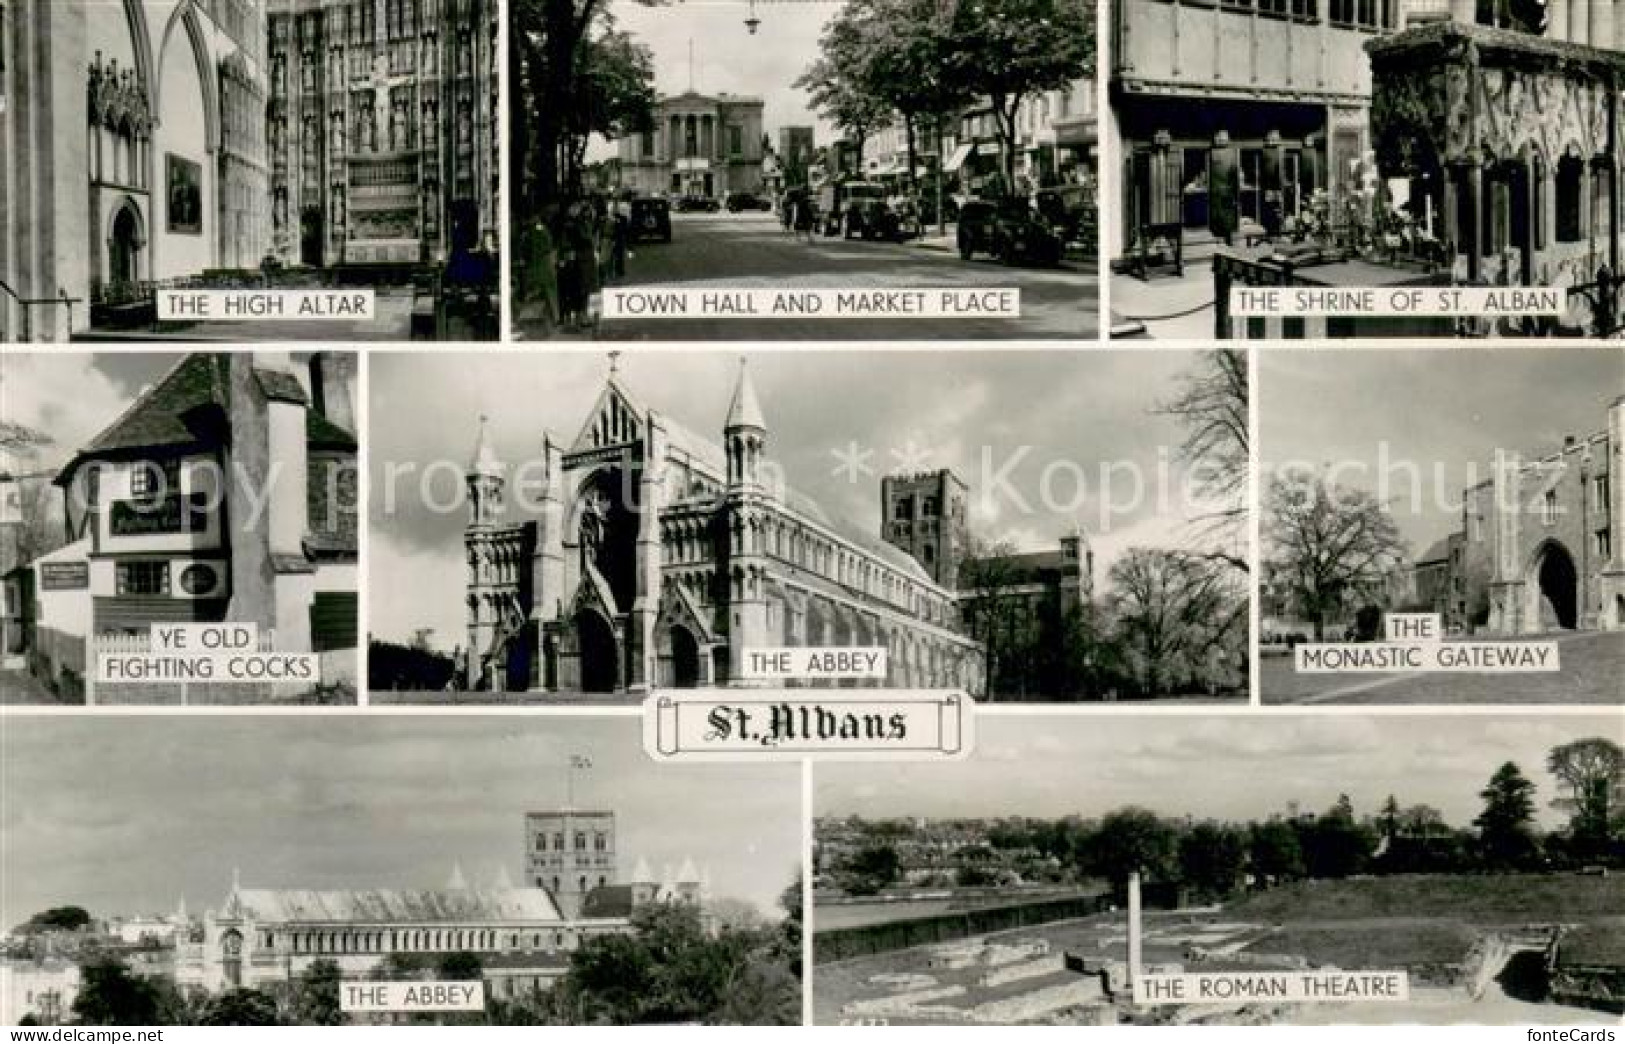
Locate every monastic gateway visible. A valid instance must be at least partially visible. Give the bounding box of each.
[1413,394,1625,634]
[462,364,991,696]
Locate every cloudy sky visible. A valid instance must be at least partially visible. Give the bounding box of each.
[1,716,800,930]
[370,349,1225,650]
[817,713,1621,829]
[1260,348,1624,556]
[585,0,842,161]
[2,353,188,478]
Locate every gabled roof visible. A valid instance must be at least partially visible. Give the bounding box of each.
[1414,537,1453,566]
[227,887,563,925]
[57,354,355,482]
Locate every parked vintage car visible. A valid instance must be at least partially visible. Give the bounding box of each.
[628,197,672,243]
[957,197,1064,266]
[674,195,721,213]
[816,180,888,237]
[1035,184,1095,251]
[724,191,773,212]
[840,183,892,239]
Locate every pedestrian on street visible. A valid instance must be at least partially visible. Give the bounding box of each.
[517,206,559,334]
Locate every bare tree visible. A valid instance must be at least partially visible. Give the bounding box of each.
[1263,470,1407,641]
[1156,347,1248,573]
[957,536,1036,701]
[1,421,61,569]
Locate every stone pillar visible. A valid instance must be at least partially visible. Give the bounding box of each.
[1573,0,1592,47]
[1616,0,1625,47]
[628,418,667,693]
[531,434,566,690]
[1595,0,1615,50]
[1466,150,1485,283]
[1553,0,1571,42]
[1449,0,1473,23]
[1127,871,1144,999]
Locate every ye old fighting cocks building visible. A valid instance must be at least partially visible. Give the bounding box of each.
[12,353,358,697]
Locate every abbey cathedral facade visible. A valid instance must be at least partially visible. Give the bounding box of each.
[461,365,998,696]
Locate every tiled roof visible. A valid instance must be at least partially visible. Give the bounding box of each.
[579,884,635,919]
[1415,537,1453,566]
[80,354,230,455]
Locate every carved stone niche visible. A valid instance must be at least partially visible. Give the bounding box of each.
[1369,22,1625,178]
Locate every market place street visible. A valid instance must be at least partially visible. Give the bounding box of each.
[566,211,1098,340]
[1260,630,1625,705]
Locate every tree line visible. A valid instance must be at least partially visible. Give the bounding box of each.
[798,0,1094,191]
[823,736,1625,900]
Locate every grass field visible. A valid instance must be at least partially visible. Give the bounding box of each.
[1226,874,1625,924]
[1559,917,1625,966]
[1243,919,1481,970]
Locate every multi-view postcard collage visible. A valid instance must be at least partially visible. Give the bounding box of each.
[0,0,1621,1034]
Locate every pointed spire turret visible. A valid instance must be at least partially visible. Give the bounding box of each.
[469,413,501,477]
[492,863,514,891]
[448,862,468,890]
[725,357,765,432]
[724,359,767,490]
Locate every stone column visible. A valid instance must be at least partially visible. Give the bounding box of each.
[1449,0,1473,23]
[1573,0,1591,47]
[1466,149,1485,282]
[1553,0,1571,42]
[1594,0,1615,49]
[1127,871,1144,999]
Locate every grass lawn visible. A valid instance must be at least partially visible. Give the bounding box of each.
[1244,919,1480,968]
[1226,874,1625,924]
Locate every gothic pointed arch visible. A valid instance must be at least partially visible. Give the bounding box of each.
[157,0,221,152]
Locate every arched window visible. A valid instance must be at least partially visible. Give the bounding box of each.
[1557,154,1584,243]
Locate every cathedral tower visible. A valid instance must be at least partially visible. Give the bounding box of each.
[724,360,770,683]
[881,469,969,587]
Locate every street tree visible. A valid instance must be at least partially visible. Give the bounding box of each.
[1546,737,1625,857]
[1263,470,1407,640]
[943,0,1093,188]
[512,0,661,206]
[796,49,893,177]
[1475,761,1540,870]
[853,0,977,202]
